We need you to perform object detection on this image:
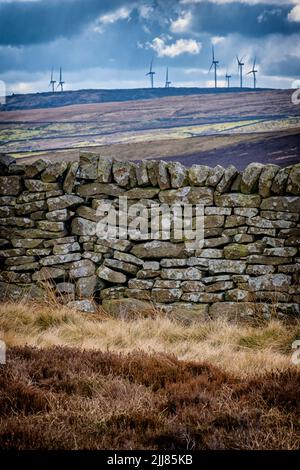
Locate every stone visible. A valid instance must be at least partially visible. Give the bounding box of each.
[259,164,280,198]
[100,287,127,300]
[5,262,39,272]
[104,258,138,275]
[234,234,254,244]
[157,161,171,189]
[186,257,209,268]
[78,153,98,179]
[240,163,264,194]
[56,282,75,296]
[71,217,97,236]
[0,176,21,196]
[46,209,70,222]
[203,235,231,248]
[225,289,251,302]
[24,159,49,178]
[102,299,154,318]
[26,248,51,256]
[76,205,103,222]
[131,241,186,259]
[231,174,242,191]
[1,248,25,257]
[286,164,300,195]
[199,293,224,303]
[40,253,81,266]
[263,247,297,257]
[0,196,16,206]
[96,239,132,252]
[205,207,231,216]
[215,193,261,208]
[261,196,300,214]
[0,216,33,228]
[77,182,125,197]
[181,281,204,292]
[168,162,188,188]
[44,236,77,247]
[53,242,80,255]
[113,161,132,187]
[47,194,83,211]
[114,250,143,267]
[224,244,249,259]
[189,165,210,186]
[206,281,234,292]
[0,282,44,301]
[67,300,97,313]
[128,279,154,289]
[209,302,260,318]
[161,267,202,280]
[146,160,159,186]
[197,249,223,258]
[11,238,43,249]
[160,258,187,268]
[36,221,65,232]
[208,259,246,274]
[204,215,224,228]
[234,208,258,217]
[25,180,60,193]
[216,165,238,193]
[225,215,246,228]
[15,200,47,215]
[76,275,97,298]
[69,260,95,278]
[151,288,182,303]
[163,303,209,325]
[83,252,102,263]
[5,256,36,266]
[206,165,225,187]
[63,162,79,193]
[181,293,201,302]
[41,162,68,182]
[97,266,127,283]
[137,269,160,279]
[271,167,290,195]
[202,274,231,284]
[0,154,15,175]
[247,255,292,265]
[0,271,32,284]
[96,157,112,183]
[124,188,159,199]
[154,280,181,289]
[143,261,160,270]
[248,274,291,292]
[135,161,149,186]
[32,267,65,281]
[158,187,190,204]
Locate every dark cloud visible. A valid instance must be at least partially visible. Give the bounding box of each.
[188,2,300,38]
[0,0,134,46]
[266,55,300,77]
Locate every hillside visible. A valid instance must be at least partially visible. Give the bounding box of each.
[0,87,270,112]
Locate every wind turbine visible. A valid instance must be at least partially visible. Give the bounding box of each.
[247,57,258,89]
[236,56,245,88]
[209,46,219,88]
[165,67,171,88]
[225,69,231,88]
[57,67,65,92]
[146,57,155,89]
[49,67,56,93]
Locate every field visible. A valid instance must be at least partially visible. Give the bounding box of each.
[0,300,300,450]
[0,88,299,169]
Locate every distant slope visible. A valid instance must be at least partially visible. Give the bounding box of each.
[1,86,273,111]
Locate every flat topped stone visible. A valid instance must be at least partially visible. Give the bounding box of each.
[131,241,186,259]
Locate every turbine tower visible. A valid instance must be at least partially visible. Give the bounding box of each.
[236,56,245,88]
[146,57,155,89]
[57,67,65,92]
[165,67,171,88]
[225,69,231,88]
[49,67,56,93]
[247,57,258,89]
[209,46,219,88]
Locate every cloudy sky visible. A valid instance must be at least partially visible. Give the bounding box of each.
[0,0,300,94]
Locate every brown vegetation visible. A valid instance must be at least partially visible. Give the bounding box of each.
[0,345,299,450]
[0,300,299,450]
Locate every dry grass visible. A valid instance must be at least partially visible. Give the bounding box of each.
[0,346,299,450]
[0,300,299,379]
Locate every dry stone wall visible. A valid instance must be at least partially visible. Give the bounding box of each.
[0,154,299,321]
